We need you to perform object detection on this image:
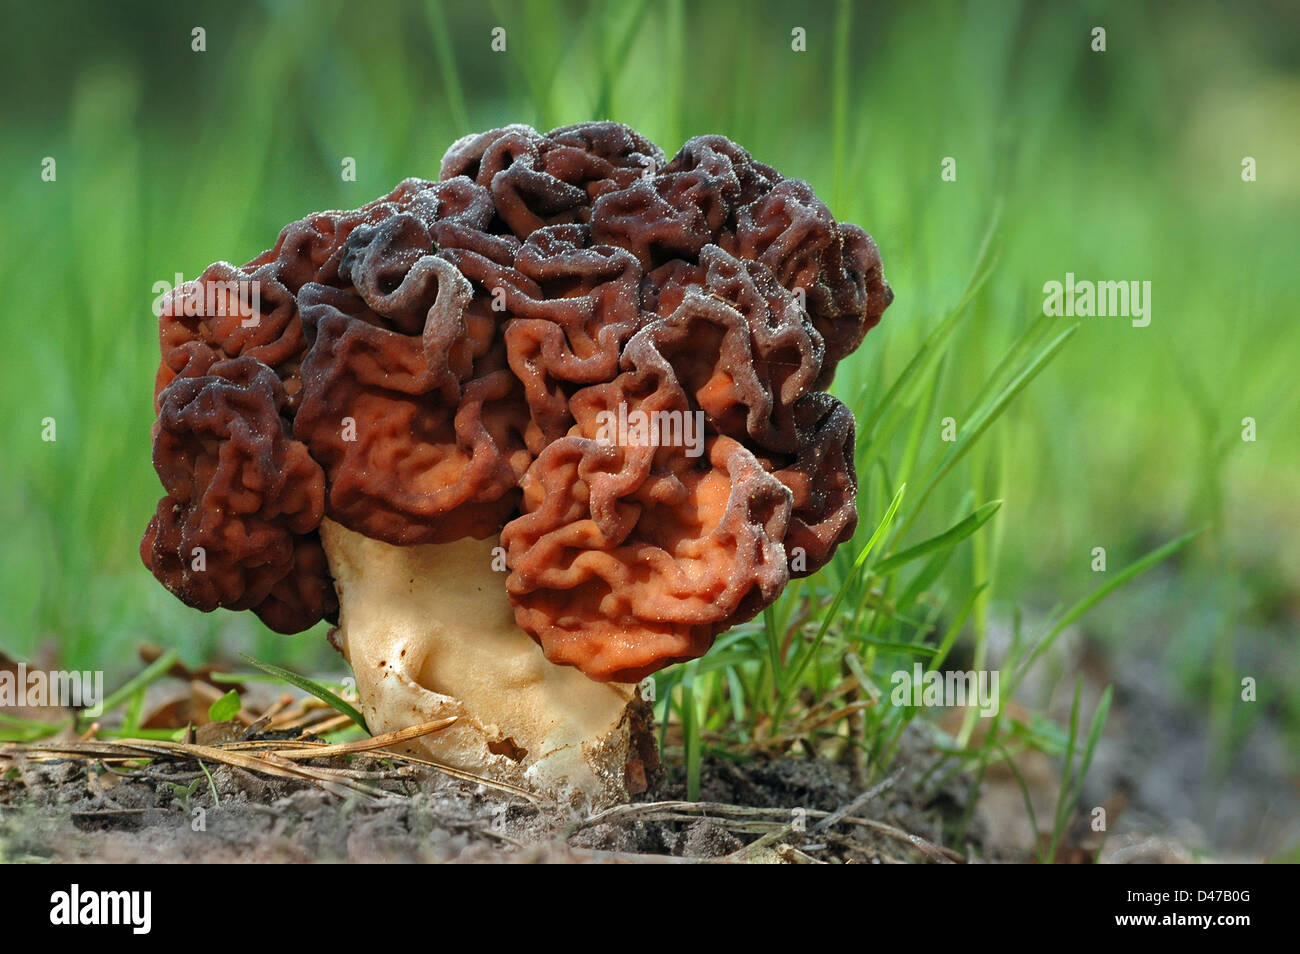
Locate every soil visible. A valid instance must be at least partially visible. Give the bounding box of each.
[0,723,981,864]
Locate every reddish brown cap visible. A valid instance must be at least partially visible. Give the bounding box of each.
[143,123,892,675]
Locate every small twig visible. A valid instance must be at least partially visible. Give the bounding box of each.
[241,718,457,760]
[102,764,203,783]
[840,815,961,863]
[572,792,962,863]
[777,843,826,864]
[723,824,796,862]
[369,748,540,804]
[812,768,902,833]
[298,712,355,736]
[257,693,295,723]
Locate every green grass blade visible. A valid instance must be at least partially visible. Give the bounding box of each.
[831,0,851,208]
[997,742,1041,851]
[903,322,1077,534]
[1047,682,1112,862]
[239,653,368,733]
[1046,675,1084,862]
[771,483,906,732]
[90,648,180,721]
[895,352,945,491]
[930,582,987,673]
[424,0,471,135]
[875,499,1002,576]
[857,637,937,657]
[763,604,782,693]
[681,662,701,800]
[857,258,998,445]
[1012,529,1205,690]
[0,711,72,742]
[594,0,652,119]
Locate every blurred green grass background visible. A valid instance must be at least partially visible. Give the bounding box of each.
[1,0,1296,750]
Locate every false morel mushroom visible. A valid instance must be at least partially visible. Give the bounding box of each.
[142,122,893,806]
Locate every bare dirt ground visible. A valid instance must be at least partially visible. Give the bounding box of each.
[0,725,979,864]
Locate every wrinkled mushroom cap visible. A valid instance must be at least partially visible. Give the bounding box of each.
[143,122,892,681]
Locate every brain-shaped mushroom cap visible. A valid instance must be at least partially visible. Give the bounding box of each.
[142,122,892,681]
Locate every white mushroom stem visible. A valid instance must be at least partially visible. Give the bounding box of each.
[318,518,651,810]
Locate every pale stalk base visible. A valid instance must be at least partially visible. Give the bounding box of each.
[319,518,641,810]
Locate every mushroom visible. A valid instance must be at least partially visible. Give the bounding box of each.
[142,122,892,808]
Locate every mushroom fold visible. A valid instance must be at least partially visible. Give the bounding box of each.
[143,122,893,681]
